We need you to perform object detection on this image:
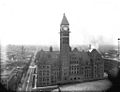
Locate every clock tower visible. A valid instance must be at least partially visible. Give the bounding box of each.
[60,13,70,81]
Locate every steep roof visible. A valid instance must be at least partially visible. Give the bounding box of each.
[73,48,79,52]
[81,51,91,63]
[36,50,60,65]
[70,50,91,64]
[90,49,102,58]
[61,13,69,25]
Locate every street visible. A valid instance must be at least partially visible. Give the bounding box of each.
[17,52,37,92]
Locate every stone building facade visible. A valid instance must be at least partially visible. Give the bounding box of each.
[36,14,104,87]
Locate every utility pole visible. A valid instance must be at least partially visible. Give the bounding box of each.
[118,38,120,60]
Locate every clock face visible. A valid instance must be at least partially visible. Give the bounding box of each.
[63,26,68,31]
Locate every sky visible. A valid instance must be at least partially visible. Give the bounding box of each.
[0,0,120,47]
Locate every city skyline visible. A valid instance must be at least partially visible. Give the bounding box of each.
[1,3,120,91]
[0,0,120,46]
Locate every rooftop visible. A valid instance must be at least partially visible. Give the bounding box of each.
[61,13,69,25]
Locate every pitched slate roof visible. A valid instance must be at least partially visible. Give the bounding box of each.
[70,50,91,64]
[90,49,102,58]
[36,50,60,65]
[36,48,102,66]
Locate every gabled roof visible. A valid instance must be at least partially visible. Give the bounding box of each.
[70,50,91,64]
[73,48,78,52]
[81,51,90,62]
[61,13,69,25]
[90,49,102,58]
[36,50,60,65]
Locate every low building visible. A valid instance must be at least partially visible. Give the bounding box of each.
[103,58,119,76]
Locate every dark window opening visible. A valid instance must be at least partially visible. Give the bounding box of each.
[74,77,76,80]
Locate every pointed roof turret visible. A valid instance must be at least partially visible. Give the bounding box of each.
[61,13,69,25]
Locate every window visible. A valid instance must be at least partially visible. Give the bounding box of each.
[43,78,45,81]
[63,33,69,36]
[98,58,100,60]
[43,72,45,75]
[63,38,69,44]
[47,66,49,68]
[64,73,66,75]
[72,71,73,74]
[43,66,45,68]
[39,71,42,75]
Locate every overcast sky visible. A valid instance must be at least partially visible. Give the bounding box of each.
[0,0,120,46]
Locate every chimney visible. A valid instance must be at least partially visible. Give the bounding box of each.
[89,44,91,50]
[88,44,93,52]
[49,46,53,52]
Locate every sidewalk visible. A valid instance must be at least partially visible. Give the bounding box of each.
[52,79,111,92]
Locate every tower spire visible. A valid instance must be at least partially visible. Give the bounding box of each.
[60,13,70,81]
[61,13,69,25]
[63,13,65,16]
